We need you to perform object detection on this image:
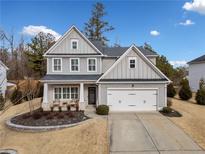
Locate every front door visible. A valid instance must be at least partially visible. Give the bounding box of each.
[88,87,96,105]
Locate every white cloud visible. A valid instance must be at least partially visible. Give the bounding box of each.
[179,19,195,26]
[183,0,205,15]
[22,25,61,40]
[150,30,160,36]
[170,60,188,68]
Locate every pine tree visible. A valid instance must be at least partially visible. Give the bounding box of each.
[84,2,114,44]
[179,79,192,100]
[26,32,55,78]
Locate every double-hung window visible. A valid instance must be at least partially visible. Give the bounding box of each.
[70,58,79,72]
[129,57,136,69]
[87,58,97,72]
[54,87,61,99]
[71,87,78,99]
[54,87,78,100]
[71,39,78,50]
[53,58,62,72]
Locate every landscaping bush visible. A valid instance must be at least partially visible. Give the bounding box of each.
[0,93,5,111]
[10,88,23,105]
[96,105,109,115]
[196,78,205,105]
[167,99,172,107]
[46,115,54,120]
[162,107,172,113]
[179,79,192,100]
[167,83,176,98]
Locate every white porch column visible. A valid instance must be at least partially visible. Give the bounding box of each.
[42,83,50,111]
[79,83,85,110]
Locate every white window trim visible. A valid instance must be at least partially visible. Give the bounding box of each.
[87,58,97,72]
[70,39,79,50]
[53,86,79,100]
[128,57,137,69]
[52,58,62,72]
[70,58,80,72]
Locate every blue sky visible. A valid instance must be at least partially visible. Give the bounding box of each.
[1,0,205,67]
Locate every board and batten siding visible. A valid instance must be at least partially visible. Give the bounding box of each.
[102,58,116,73]
[103,49,161,79]
[47,57,101,74]
[189,63,205,92]
[49,29,98,54]
[98,83,166,110]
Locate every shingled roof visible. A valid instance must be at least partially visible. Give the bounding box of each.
[90,40,158,57]
[188,54,205,64]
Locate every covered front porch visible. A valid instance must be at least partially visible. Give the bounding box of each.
[42,82,98,111]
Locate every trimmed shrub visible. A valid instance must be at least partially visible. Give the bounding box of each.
[10,88,23,105]
[96,105,109,115]
[167,83,176,98]
[162,107,172,113]
[195,88,205,105]
[179,79,192,100]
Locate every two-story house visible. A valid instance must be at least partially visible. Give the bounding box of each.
[0,60,9,97]
[41,26,170,111]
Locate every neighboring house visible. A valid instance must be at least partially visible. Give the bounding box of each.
[0,60,9,97]
[188,55,205,92]
[41,25,170,111]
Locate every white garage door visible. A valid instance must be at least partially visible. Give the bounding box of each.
[107,88,157,111]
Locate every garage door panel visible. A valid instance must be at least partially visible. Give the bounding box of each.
[107,89,157,111]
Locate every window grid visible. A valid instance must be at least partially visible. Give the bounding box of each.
[71,58,79,72]
[53,58,61,71]
[88,58,96,72]
[54,87,79,100]
[129,59,136,68]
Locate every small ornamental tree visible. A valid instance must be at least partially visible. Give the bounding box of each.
[195,78,205,105]
[179,78,192,100]
[167,83,176,98]
[0,93,5,111]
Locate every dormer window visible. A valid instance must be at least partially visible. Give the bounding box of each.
[129,57,136,68]
[71,39,78,50]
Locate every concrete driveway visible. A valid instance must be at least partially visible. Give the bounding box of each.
[109,112,205,154]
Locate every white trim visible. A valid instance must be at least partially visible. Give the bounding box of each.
[107,88,158,90]
[0,60,9,70]
[87,58,97,72]
[106,88,158,111]
[70,58,80,72]
[97,44,171,83]
[52,58,62,72]
[53,86,79,101]
[97,81,169,84]
[128,57,137,69]
[70,39,79,50]
[44,25,103,56]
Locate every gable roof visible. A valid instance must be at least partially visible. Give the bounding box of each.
[97,44,171,83]
[44,25,104,56]
[0,60,9,70]
[91,40,157,57]
[188,54,205,64]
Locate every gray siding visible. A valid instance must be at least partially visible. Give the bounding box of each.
[189,63,205,92]
[102,58,116,73]
[47,57,101,74]
[103,49,161,79]
[99,83,166,110]
[148,57,156,65]
[49,29,98,54]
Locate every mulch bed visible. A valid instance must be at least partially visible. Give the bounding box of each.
[160,109,182,117]
[10,108,89,126]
